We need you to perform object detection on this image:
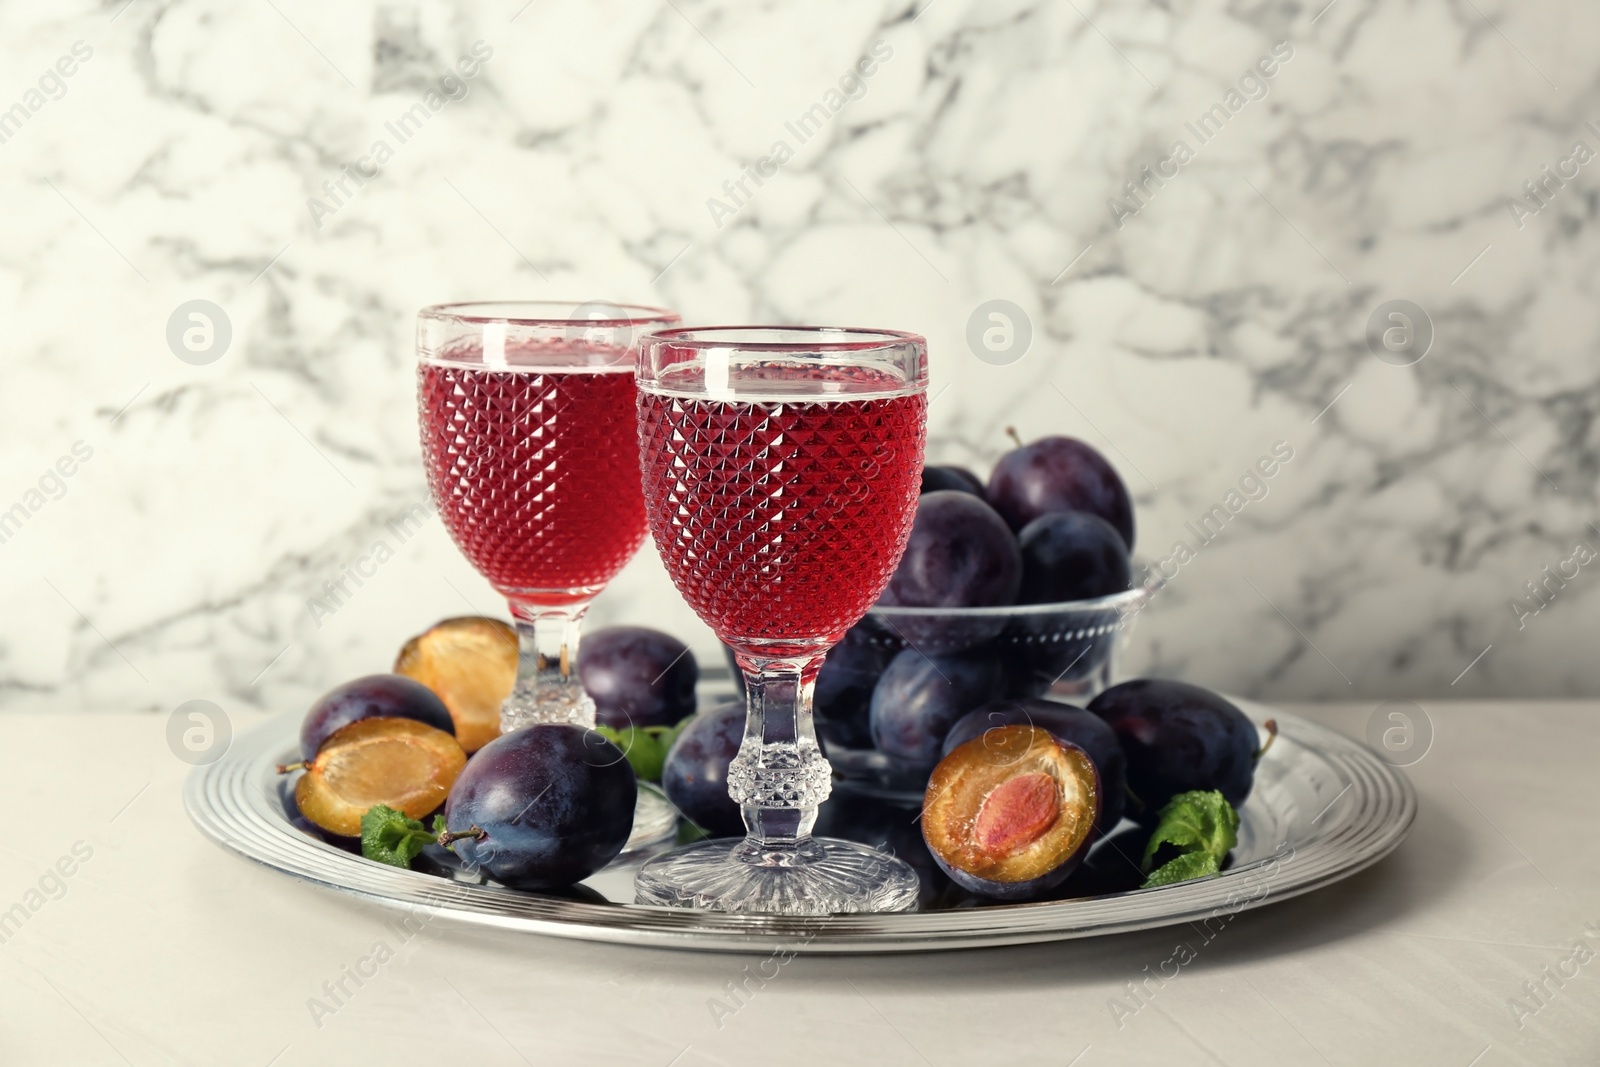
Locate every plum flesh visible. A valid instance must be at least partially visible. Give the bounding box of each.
[394,617,516,753]
[922,725,1099,901]
[289,717,466,838]
[299,674,456,762]
[942,699,1127,833]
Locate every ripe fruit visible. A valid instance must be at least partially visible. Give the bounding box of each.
[287,718,467,838]
[814,626,895,750]
[942,699,1127,833]
[1088,679,1269,817]
[922,725,1099,900]
[882,491,1021,609]
[660,701,746,837]
[987,434,1135,549]
[1016,510,1131,603]
[577,626,698,731]
[440,724,636,890]
[299,674,457,762]
[920,465,985,497]
[880,491,1021,652]
[869,649,1004,766]
[394,617,516,753]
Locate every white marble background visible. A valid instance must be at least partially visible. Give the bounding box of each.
[2,0,1597,717]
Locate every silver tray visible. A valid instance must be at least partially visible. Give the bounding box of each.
[185,699,1415,954]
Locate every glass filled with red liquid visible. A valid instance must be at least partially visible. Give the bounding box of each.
[416,302,683,825]
[632,326,928,915]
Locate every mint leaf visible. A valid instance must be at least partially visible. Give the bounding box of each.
[360,804,437,869]
[594,719,692,783]
[1139,790,1239,882]
[1143,850,1221,888]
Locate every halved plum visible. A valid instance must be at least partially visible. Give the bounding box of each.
[941,699,1127,834]
[922,725,1099,901]
[286,717,467,838]
[299,674,458,762]
[394,617,517,753]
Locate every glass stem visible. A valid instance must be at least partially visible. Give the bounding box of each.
[729,652,832,859]
[501,600,595,731]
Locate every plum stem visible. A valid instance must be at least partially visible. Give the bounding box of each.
[1254,719,1279,764]
[275,760,308,774]
[1005,425,1024,449]
[435,826,486,851]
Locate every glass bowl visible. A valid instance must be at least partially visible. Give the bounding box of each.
[819,581,1159,797]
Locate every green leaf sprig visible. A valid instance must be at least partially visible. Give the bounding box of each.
[359,804,445,869]
[1140,790,1239,888]
[593,718,692,783]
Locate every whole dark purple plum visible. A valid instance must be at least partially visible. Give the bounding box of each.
[1088,679,1261,817]
[881,491,1021,609]
[920,465,986,497]
[1017,510,1131,603]
[814,626,895,750]
[869,648,1005,767]
[942,699,1127,833]
[987,435,1134,549]
[577,626,698,730]
[299,674,455,761]
[878,491,1021,652]
[661,701,746,837]
[440,724,635,889]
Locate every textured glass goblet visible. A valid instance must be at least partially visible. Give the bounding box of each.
[633,326,928,914]
[417,301,680,847]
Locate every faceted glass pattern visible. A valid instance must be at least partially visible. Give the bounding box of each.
[419,356,647,603]
[636,392,927,652]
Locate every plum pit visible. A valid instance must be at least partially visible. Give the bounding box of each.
[972,772,1061,856]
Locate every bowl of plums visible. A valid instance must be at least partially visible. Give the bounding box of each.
[187,433,1416,952]
[755,432,1157,798]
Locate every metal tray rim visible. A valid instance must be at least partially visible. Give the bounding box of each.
[185,702,1416,954]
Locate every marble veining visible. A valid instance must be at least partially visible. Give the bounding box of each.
[1,0,1597,717]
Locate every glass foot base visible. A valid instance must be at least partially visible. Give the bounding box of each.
[500,690,596,732]
[633,836,920,915]
[623,786,678,854]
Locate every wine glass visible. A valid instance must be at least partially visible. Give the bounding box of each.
[416,300,681,848]
[632,326,929,914]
